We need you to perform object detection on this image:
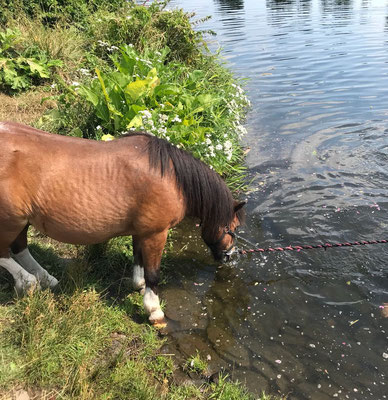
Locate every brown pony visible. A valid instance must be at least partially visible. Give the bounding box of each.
[0,121,245,327]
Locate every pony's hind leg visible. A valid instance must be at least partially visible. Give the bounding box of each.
[11,225,59,289]
[0,231,39,295]
[132,236,145,292]
[140,231,168,328]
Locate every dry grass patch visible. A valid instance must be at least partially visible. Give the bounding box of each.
[0,89,56,125]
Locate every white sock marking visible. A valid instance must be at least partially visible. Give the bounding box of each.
[0,257,39,294]
[143,287,164,322]
[133,264,145,290]
[12,248,58,288]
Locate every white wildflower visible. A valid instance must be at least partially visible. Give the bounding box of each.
[224,140,233,150]
[79,68,91,76]
[96,125,102,130]
[159,114,168,124]
[97,40,109,47]
[107,45,119,52]
[205,138,212,145]
[171,115,182,123]
[236,124,247,137]
[72,81,80,87]
[229,99,238,109]
[215,144,223,151]
[139,110,152,120]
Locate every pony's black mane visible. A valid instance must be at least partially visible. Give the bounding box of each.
[122,132,242,240]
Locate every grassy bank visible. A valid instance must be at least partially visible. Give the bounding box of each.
[0,1,280,399]
[0,232,279,400]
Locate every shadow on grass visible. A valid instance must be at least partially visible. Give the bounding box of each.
[0,233,150,324]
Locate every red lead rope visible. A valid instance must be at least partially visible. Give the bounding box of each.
[238,239,388,255]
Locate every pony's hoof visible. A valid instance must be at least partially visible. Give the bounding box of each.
[152,318,168,330]
[149,309,167,329]
[15,276,41,296]
[43,275,59,289]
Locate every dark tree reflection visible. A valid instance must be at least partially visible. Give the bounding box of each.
[214,0,244,12]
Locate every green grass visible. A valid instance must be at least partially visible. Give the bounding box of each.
[184,351,209,375]
[0,234,281,400]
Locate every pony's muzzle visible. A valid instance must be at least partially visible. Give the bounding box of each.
[222,246,238,263]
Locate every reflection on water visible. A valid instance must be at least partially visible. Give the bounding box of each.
[215,0,245,11]
[169,0,388,398]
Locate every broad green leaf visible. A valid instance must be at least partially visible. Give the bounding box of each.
[26,59,50,78]
[154,84,180,98]
[189,106,204,115]
[101,134,115,141]
[109,71,132,89]
[196,94,216,106]
[125,79,148,102]
[78,86,99,107]
[47,59,63,68]
[10,75,29,89]
[147,67,158,78]
[148,75,160,91]
[95,102,110,123]
[124,105,146,122]
[117,53,135,76]
[127,114,143,129]
[183,116,196,126]
[71,128,83,138]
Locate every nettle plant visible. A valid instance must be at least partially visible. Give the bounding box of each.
[75,45,249,175]
[0,28,62,93]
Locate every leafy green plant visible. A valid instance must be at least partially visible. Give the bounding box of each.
[51,44,249,179]
[0,0,128,26]
[88,2,212,64]
[209,374,256,400]
[0,28,62,92]
[184,351,209,374]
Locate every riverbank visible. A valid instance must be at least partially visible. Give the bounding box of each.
[0,1,282,399]
[0,230,281,400]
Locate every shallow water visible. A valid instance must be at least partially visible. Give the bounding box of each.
[164,1,388,398]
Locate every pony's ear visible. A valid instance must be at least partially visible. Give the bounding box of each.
[234,200,247,213]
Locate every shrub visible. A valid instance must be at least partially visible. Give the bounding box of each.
[40,45,249,179]
[0,28,62,93]
[0,0,128,26]
[88,3,212,64]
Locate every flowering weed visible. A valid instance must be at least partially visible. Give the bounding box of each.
[46,45,249,181]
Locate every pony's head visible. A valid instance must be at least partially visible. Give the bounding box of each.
[203,201,246,263]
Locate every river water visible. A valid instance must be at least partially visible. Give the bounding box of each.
[164,1,388,399]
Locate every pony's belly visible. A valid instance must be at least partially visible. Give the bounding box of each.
[29,215,128,245]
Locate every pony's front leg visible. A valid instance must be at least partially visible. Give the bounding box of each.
[10,225,58,289]
[140,231,168,328]
[0,255,40,295]
[132,236,145,293]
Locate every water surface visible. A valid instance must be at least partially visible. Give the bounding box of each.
[165,1,388,398]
